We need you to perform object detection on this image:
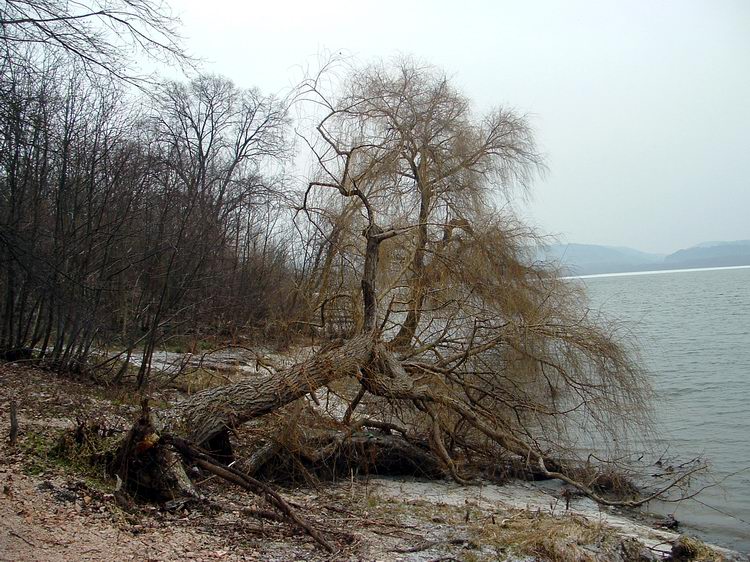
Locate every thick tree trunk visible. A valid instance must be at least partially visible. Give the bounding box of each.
[112,334,377,499]
[391,190,429,349]
[163,332,377,446]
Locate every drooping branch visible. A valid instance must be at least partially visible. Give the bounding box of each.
[362,355,704,509]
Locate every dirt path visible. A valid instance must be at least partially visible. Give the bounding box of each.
[0,469,257,561]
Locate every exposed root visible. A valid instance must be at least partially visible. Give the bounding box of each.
[164,435,334,552]
[109,400,195,500]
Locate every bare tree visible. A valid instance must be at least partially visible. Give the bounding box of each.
[110,61,704,531]
[300,59,542,347]
[128,74,290,387]
[0,0,186,82]
[0,62,295,376]
[0,60,147,368]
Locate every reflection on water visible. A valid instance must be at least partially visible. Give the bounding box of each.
[581,266,750,552]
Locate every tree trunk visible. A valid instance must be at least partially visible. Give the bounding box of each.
[113,332,379,499]
[164,332,377,446]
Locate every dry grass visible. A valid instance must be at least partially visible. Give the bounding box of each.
[671,535,727,562]
[343,490,663,562]
[468,510,621,562]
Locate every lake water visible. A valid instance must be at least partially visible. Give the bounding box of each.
[580,266,750,553]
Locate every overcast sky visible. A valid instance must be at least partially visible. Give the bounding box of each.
[171,0,749,254]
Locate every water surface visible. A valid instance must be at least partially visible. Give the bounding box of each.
[582,266,750,552]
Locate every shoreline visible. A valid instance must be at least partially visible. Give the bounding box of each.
[369,476,747,560]
[560,264,750,280]
[2,355,748,560]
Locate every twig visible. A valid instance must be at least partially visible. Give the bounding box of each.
[392,540,437,553]
[241,507,287,523]
[10,530,35,547]
[166,435,333,552]
[9,401,18,446]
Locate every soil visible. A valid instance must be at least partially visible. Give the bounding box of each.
[1,361,746,561]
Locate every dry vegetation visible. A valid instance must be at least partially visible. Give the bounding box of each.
[2,363,736,561]
[0,1,729,559]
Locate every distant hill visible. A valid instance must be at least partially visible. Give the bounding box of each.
[540,243,664,275]
[540,240,750,276]
[664,240,750,269]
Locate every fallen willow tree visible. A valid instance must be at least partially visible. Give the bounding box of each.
[110,59,705,549]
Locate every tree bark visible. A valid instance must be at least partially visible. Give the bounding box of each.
[163,332,377,446]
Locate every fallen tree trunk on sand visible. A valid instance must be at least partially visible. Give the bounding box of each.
[165,332,377,445]
[109,200,705,551]
[112,334,702,509]
[111,333,378,496]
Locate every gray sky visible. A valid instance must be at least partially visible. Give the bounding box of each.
[173,0,749,254]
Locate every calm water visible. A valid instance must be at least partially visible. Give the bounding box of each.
[581,266,750,552]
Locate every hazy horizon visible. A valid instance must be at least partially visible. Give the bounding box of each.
[547,237,750,256]
[169,0,749,255]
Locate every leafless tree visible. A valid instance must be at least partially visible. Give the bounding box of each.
[111,61,703,530]
[0,0,187,82]
[0,63,295,376]
[0,60,146,369]
[129,74,290,387]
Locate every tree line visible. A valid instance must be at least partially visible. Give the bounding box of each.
[0,44,299,384]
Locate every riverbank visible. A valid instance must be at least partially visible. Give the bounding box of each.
[1,361,746,561]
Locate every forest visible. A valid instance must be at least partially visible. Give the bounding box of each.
[0,1,717,560]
